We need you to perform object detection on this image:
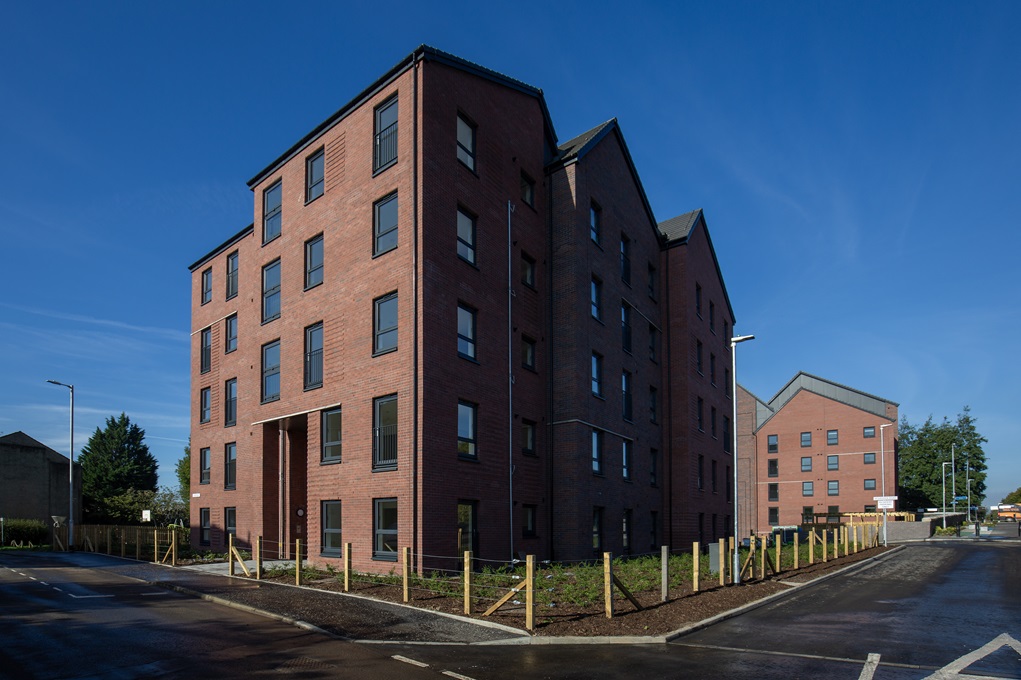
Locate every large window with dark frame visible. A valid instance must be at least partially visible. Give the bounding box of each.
[590,202,601,244]
[226,251,238,300]
[225,506,236,536]
[621,371,632,421]
[306,148,324,202]
[304,322,323,389]
[698,455,705,490]
[262,259,281,323]
[225,314,237,353]
[621,303,632,352]
[199,508,210,545]
[199,387,210,424]
[622,440,631,480]
[591,352,602,396]
[803,481,814,496]
[592,507,603,551]
[620,234,631,284]
[224,378,236,427]
[305,234,324,289]
[521,419,536,455]
[373,395,397,469]
[768,482,778,502]
[201,267,212,305]
[373,97,398,172]
[591,429,603,474]
[521,335,536,370]
[373,498,398,560]
[768,434,779,453]
[224,442,236,490]
[457,400,477,459]
[261,340,280,403]
[457,304,476,360]
[373,292,398,354]
[199,447,210,484]
[520,252,535,287]
[322,408,342,463]
[590,277,602,320]
[456,113,476,171]
[263,181,282,243]
[373,192,399,256]
[200,327,211,373]
[321,500,341,556]
[520,172,535,207]
[456,207,476,264]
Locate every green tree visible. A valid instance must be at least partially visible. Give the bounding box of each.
[99,487,188,526]
[78,413,158,522]
[897,406,987,511]
[1002,487,1021,505]
[175,441,190,504]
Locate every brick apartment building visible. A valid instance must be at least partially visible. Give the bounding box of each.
[736,373,898,536]
[188,46,737,572]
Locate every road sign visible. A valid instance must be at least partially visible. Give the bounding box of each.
[877,499,895,509]
[872,496,898,502]
[954,496,968,501]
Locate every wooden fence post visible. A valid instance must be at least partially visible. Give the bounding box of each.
[106,528,112,555]
[255,536,262,580]
[759,535,766,579]
[822,529,828,563]
[295,539,303,586]
[775,536,781,575]
[604,552,614,618]
[843,526,849,556]
[402,547,410,603]
[834,529,839,560]
[728,537,735,585]
[661,546,669,601]
[463,551,472,615]
[121,531,126,558]
[809,529,815,565]
[172,530,177,566]
[853,526,859,553]
[153,529,159,564]
[343,542,351,592]
[692,543,699,593]
[719,540,726,586]
[525,555,535,632]
[794,531,800,570]
[228,534,235,576]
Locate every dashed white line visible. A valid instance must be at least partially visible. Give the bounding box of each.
[442,671,477,680]
[858,653,881,680]
[392,655,429,668]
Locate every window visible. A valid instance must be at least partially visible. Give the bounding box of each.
[864,479,877,490]
[801,432,812,448]
[590,202,601,244]
[201,268,212,305]
[801,506,814,523]
[226,251,238,300]
[650,449,658,486]
[803,481,814,497]
[650,510,658,549]
[827,506,840,523]
[456,207,476,264]
[373,395,398,469]
[767,458,778,478]
[590,277,602,320]
[322,408,342,463]
[711,406,717,438]
[768,483,779,502]
[864,505,877,513]
[723,417,731,452]
[520,173,534,207]
[457,304,476,360]
[200,327,211,373]
[224,442,236,490]
[827,429,839,446]
[263,181,282,242]
[725,367,731,397]
[224,378,237,427]
[262,259,281,323]
[305,234,324,289]
[696,340,704,373]
[620,234,631,284]
[199,448,210,484]
[199,388,210,424]
[828,480,839,496]
[621,303,632,352]
[647,263,657,299]
[374,292,398,354]
[591,352,602,396]
[768,507,779,526]
[592,507,603,551]
[304,323,323,389]
[726,465,732,500]
[767,434,778,453]
[649,324,658,362]
[621,371,632,420]
[622,440,631,480]
[697,397,704,431]
[712,460,719,493]
[591,429,603,474]
[801,456,812,472]
[321,501,341,556]
[457,400,477,459]
[199,508,210,545]
[521,419,536,455]
[225,506,237,536]
[521,335,536,370]
[523,505,537,537]
[709,301,716,333]
[827,455,839,471]
[864,452,876,464]
[695,283,702,316]
[698,455,705,490]
[373,192,399,256]
[373,498,398,559]
[373,97,398,172]
[622,509,632,555]
[520,252,535,287]
[306,148,324,202]
[723,320,730,344]
[456,113,476,171]
[261,340,280,403]
[710,354,716,385]
[863,426,876,439]
[225,314,237,353]
[649,386,658,423]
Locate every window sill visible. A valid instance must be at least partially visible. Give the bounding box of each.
[372,553,398,562]
[522,364,537,373]
[458,255,479,269]
[372,159,397,177]
[261,316,280,326]
[226,292,238,302]
[304,193,324,207]
[261,396,280,405]
[372,465,398,473]
[304,383,323,392]
[224,423,236,428]
[304,281,324,292]
[372,347,398,358]
[320,551,341,559]
[320,458,342,466]
[224,486,236,491]
[371,244,398,260]
[458,455,479,463]
[263,233,281,247]
[458,354,479,364]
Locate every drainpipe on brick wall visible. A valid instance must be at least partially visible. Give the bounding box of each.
[411,54,421,571]
[278,426,285,559]
[508,199,515,562]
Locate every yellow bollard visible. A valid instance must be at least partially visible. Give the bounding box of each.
[464,551,472,615]
[604,552,614,618]
[296,539,302,586]
[719,540,726,586]
[794,531,800,570]
[692,543,699,592]
[526,555,535,631]
[402,547,410,603]
[344,542,351,592]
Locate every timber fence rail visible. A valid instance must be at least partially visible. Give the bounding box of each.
[57,525,188,564]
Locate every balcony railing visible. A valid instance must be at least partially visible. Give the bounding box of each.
[304,349,323,389]
[373,424,397,468]
[374,122,398,172]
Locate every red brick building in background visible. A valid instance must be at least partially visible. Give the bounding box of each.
[737,373,898,537]
[188,46,737,572]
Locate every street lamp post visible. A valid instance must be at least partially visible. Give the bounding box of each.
[730,334,755,585]
[879,423,892,547]
[46,380,74,550]
[951,443,956,516]
[941,461,952,530]
[968,478,974,524]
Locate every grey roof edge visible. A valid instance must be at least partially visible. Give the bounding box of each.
[748,371,899,432]
[660,210,737,326]
[767,371,899,410]
[188,223,255,272]
[547,119,661,244]
[247,45,558,190]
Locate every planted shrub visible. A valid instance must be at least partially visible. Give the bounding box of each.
[4,519,49,546]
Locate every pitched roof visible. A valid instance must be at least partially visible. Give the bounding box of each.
[742,371,898,431]
[657,209,702,242]
[658,209,736,323]
[554,119,616,164]
[0,431,48,449]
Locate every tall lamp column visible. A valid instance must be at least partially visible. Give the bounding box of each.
[46,380,74,550]
[730,334,755,584]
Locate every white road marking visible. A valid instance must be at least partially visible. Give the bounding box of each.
[923,633,1021,679]
[68,594,113,599]
[442,672,477,680]
[858,653,881,680]
[392,655,429,668]
[29,577,37,581]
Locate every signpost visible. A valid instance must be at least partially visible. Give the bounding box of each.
[874,496,898,545]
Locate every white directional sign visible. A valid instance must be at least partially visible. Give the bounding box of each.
[873,495,898,510]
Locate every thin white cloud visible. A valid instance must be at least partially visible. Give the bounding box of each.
[0,302,188,343]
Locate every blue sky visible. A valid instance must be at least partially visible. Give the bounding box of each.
[2,2,1019,506]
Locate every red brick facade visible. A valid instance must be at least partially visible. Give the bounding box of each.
[189,47,740,572]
